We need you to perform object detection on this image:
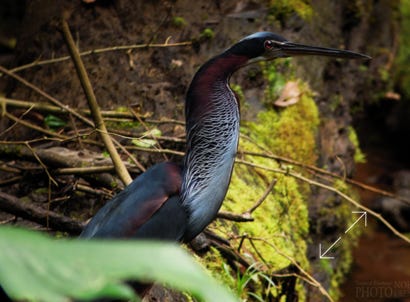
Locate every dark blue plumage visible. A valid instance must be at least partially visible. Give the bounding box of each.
[80,162,184,240]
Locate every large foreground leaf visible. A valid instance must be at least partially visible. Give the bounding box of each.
[0,227,238,302]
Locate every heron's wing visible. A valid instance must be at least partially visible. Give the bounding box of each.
[80,162,186,240]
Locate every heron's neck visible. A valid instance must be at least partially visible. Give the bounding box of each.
[181,53,247,241]
[185,53,248,129]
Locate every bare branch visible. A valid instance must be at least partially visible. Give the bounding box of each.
[61,18,132,186]
[25,142,58,186]
[0,97,185,125]
[126,146,185,157]
[130,107,168,161]
[0,66,93,127]
[241,149,410,206]
[236,159,410,245]
[217,211,254,222]
[0,191,84,235]
[7,41,192,75]
[75,183,114,199]
[4,111,67,139]
[112,139,146,172]
[252,236,334,302]
[54,166,116,175]
[217,179,277,222]
[0,143,126,188]
[245,178,277,215]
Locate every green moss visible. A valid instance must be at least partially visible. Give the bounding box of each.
[328,94,344,112]
[230,84,245,104]
[172,16,187,28]
[105,120,140,130]
[247,89,320,164]
[394,0,410,98]
[33,187,49,194]
[115,106,129,113]
[110,181,119,189]
[268,0,314,22]
[260,59,292,106]
[317,180,363,300]
[194,247,236,291]
[200,28,215,40]
[348,126,366,163]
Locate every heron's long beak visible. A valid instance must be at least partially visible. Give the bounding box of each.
[280,42,371,59]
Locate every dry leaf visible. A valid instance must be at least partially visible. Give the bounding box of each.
[274,81,301,107]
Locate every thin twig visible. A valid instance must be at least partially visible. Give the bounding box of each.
[126,146,185,157]
[241,150,410,206]
[54,166,116,175]
[0,66,94,127]
[0,142,129,189]
[0,191,84,234]
[1,100,405,205]
[25,142,58,186]
[0,102,35,137]
[217,211,254,222]
[46,178,52,229]
[203,231,251,268]
[217,179,277,222]
[0,162,21,174]
[7,40,192,75]
[75,183,114,198]
[61,17,132,186]
[130,107,168,161]
[0,176,22,186]
[253,236,334,302]
[270,272,318,288]
[0,217,17,225]
[68,111,84,149]
[245,178,277,215]
[235,159,410,245]
[4,111,67,139]
[112,138,145,172]
[0,97,185,125]
[111,129,185,143]
[247,236,269,265]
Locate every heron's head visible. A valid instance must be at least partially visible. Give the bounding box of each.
[228,31,371,62]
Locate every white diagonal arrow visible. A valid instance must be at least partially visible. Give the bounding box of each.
[319,236,342,259]
[345,211,367,234]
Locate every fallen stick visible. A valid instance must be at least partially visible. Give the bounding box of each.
[0,191,84,235]
[61,18,132,186]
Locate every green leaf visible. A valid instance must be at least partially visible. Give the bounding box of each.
[131,138,157,148]
[0,227,238,302]
[131,128,162,148]
[44,114,67,129]
[142,128,162,138]
[200,28,215,40]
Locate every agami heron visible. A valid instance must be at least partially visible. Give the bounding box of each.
[80,32,370,242]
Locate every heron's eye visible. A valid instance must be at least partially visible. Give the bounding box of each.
[264,40,274,50]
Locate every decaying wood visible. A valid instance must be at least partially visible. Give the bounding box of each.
[0,144,128,188]
[0,191,84,234]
